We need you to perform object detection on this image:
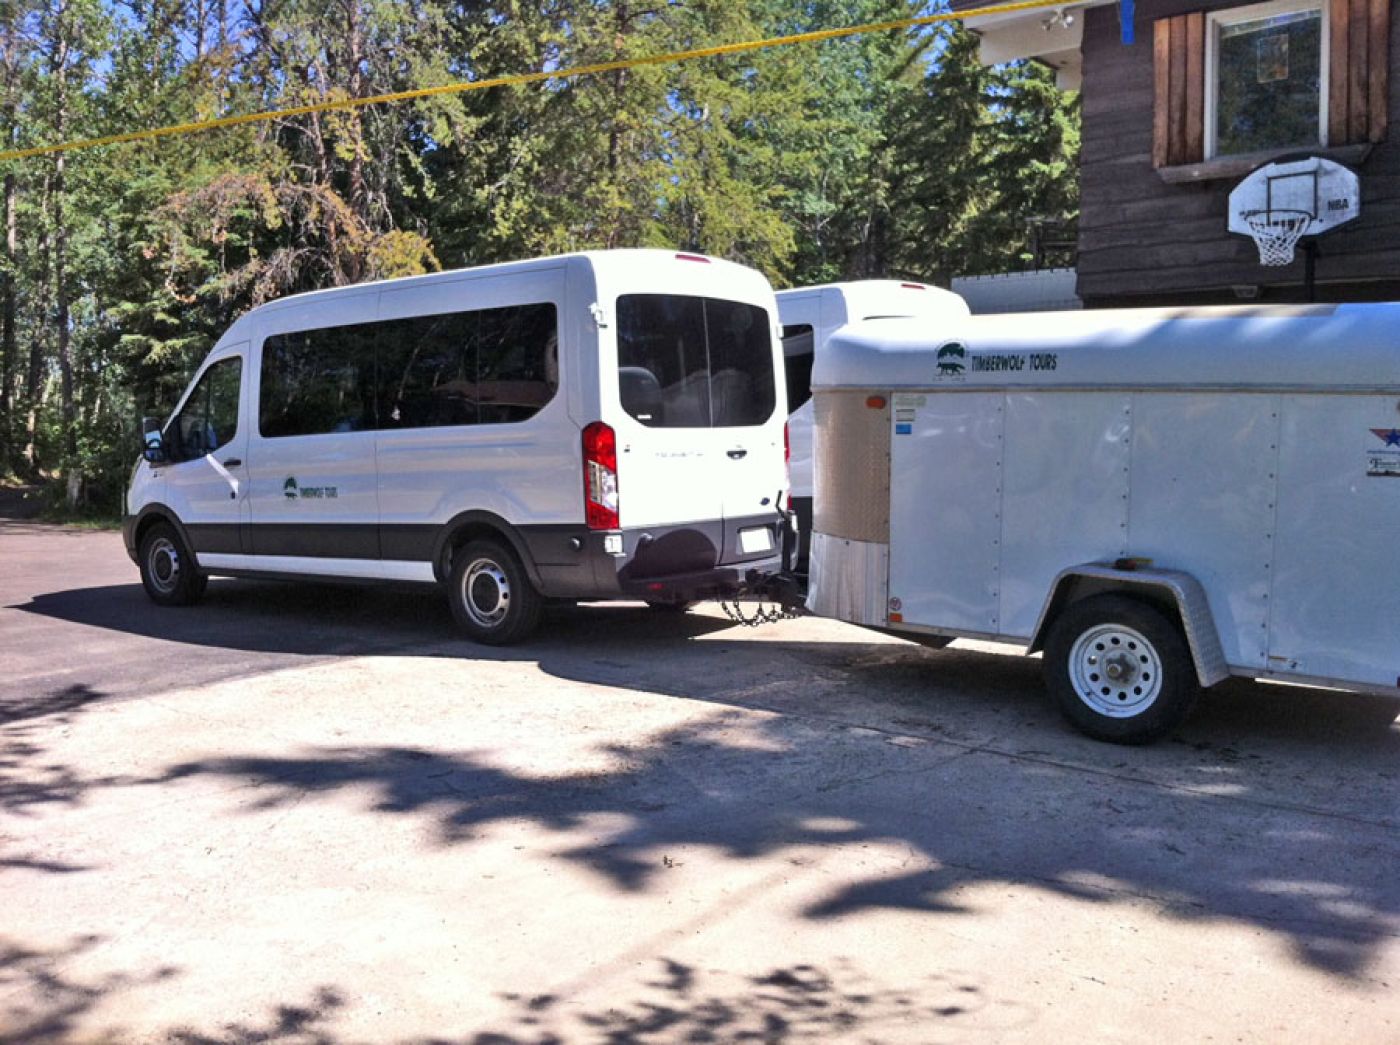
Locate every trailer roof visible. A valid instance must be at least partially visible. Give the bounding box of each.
[814,303,1400,392]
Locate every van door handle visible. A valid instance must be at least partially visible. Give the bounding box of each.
[222,457,242,467]
[727,449,748,460]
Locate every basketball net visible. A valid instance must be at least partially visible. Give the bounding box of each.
[1243,209,1312,267]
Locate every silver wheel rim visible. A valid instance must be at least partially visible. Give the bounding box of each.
[1068,623,1164,718]
[148,536,181,595]
[461,557,511,629]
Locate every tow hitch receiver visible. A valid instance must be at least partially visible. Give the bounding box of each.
[720,570,808,627]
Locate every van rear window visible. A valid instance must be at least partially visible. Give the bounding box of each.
[617,295,775,428]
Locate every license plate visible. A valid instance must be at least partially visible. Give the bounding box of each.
[739,526,773,554]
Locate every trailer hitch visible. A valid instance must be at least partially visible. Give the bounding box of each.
[720,570,807,627]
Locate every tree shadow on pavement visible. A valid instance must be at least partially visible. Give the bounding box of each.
[148,700,1400,981]
[1,683,133,822]
[166,986,347,1045]
[458,957,1027,1044]
[15,583,1400,979]
[0,935,179,1042]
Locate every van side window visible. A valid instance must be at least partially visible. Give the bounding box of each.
[780,324,815,413]
[378,303,557,429]
[617,295,775,428]
[170,356,242,462]
[260,325,377,438]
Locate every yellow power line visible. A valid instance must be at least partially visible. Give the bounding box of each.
[0,0,1073,163]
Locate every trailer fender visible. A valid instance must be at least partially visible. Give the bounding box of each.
[1029,564,1229,688]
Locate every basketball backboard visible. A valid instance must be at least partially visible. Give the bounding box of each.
[1228,156,1360,237]
[1228,156,1360,266]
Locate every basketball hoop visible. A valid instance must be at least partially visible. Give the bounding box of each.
[1242,208,1312,267]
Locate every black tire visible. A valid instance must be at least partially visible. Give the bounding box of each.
[448,538,543,645]
[1043,594,1199,744]
[137,521,207,607]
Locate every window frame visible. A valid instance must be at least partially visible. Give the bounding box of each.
[168,354,243,464]
[615,293,777,430]
[255,301,560,439]
[1204,0,1330,160]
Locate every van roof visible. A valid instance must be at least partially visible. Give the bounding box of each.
[240,248,768,316]
[776,279,969,322]
[813,303,1400,392]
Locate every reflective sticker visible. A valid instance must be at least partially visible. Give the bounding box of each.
[895,422,913,435]
[1367,428,1400,477]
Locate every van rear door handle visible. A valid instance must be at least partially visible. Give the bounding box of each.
[727,449,747,460]
[222,457,242,467]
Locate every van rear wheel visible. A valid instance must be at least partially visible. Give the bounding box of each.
[138,521,207,607]
[449,539,543,645]
[1043,594,1198,745]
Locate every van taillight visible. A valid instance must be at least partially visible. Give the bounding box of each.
[582,421,620,530]
[784,421,791,484]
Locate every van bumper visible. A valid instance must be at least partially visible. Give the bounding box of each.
[521,513,787,602]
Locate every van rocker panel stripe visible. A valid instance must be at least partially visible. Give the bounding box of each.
[198,553,435,583]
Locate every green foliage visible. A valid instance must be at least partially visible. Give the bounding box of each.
[0,0,1079,518]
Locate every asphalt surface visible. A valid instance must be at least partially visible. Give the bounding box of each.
[2,521,1398,1042]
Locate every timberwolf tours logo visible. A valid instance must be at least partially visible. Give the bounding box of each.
[284,476,298,500]
[936,342,966,376]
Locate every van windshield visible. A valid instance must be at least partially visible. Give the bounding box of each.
[617,294,775,428]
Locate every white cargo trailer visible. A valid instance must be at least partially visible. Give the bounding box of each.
[775,280,968,572]
[807,303,1400,742]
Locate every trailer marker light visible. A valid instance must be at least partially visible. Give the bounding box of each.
[866,396,887,409]
[675,253,710,263]
[901,282,925,290]
[889,612,904,623]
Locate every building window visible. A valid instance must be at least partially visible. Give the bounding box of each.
[1206,0,1328,159]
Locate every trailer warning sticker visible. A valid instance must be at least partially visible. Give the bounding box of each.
[893,394,922,434]
[1367,429,1400,477]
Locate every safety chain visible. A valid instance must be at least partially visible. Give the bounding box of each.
[719,588,804,627]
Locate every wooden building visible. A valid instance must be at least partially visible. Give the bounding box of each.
[956,0,1398,305]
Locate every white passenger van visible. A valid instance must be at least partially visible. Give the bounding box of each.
[775,280,968,571]
[124,250,789,644]
[809,303,1400,743]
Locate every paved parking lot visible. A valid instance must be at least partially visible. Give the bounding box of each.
[2,521,1397,1042]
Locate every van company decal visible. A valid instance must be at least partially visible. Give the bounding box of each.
[284,476,338,499]
[1367,429,1400,477]
[968,352,1059,373]
[933,346,1058,378]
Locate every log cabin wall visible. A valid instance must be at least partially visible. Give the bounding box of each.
[1078,0,1400,305]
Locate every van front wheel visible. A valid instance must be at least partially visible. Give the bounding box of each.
[1043,594,1198,745]
[138,521,207,607]
[449,539,543,645]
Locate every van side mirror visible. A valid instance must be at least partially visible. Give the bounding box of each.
[141,418,167,463]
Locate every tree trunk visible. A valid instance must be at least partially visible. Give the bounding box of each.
[51,14,78,504]
[0,171,15,467]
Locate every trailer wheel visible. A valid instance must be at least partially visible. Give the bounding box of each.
[449,539,543,645]
[1043,594,1198,744]
[138,521,207,607]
